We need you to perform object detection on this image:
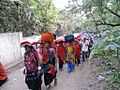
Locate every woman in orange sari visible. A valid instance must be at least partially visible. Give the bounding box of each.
[40,32,57,88]
[0,62,8,86]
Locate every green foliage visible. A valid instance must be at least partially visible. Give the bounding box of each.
[0,0,36,36]
[90,29,120,89]
[62,0,120,33]
[0,0,58,36]
[28,0,58,32]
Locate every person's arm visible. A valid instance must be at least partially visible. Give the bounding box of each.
[53,48,58,67]
[23,54,27,75]
[38,53,43,65]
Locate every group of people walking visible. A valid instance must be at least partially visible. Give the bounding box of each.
[21,32,93,90]
[56,35,93,73]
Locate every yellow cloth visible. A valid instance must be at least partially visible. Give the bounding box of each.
[67,46,74,54]
[66,46,75,63]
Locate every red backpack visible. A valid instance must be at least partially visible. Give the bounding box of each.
[48,65,57,77]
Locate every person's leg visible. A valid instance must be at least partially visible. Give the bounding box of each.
[37,79,42,90]
[44,73,49,86]
[77,57,80,65]
[85,52,88,60]
[61,62,64,70]
[74,57,77,64]
[78,58,80,64]
[32,84,38,90]
[52,57,56,66]
[59,58,63,71]
[32,80,40,90]
[67,61,71,73]
[25,77,32,90]
[70,61,73,72]
[76,57,78,64]
[79,54,82,64]
[82,51,85,62]
[0,78,7,86]
[38,77,42,90]
[25,75,39,90]
[88,48,91,57]
[59,62,63,71]
[54,75,57,86]
[72,63,75,71]
[67,62,70,73]
[38,81,42,90]
[59,61,61,70]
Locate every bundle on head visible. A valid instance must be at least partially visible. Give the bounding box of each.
[41,32,54,44]
[64,34,74,43]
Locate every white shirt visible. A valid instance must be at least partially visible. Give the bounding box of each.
[82,40,89,52]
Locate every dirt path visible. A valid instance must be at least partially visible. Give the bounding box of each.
[1,61,104,90]
[50,61,104,90]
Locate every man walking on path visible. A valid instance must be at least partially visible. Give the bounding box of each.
[82,38,89,62]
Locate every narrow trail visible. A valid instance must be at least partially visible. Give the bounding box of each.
[51,61,104,90]
[1,61,104,90]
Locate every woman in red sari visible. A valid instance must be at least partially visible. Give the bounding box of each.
[56,40,65,71]
[73,40,81,65]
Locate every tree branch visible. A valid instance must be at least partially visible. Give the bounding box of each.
[105,7,120,18]
[96,22,120,27]
[90,13,99,31]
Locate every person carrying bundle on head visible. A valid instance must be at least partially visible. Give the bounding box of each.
[40,32,57,88]
[56,40,65,71]
[65,35,75,73]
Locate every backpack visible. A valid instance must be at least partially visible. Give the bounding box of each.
[24,51,38,73]
[48,65,57,77]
